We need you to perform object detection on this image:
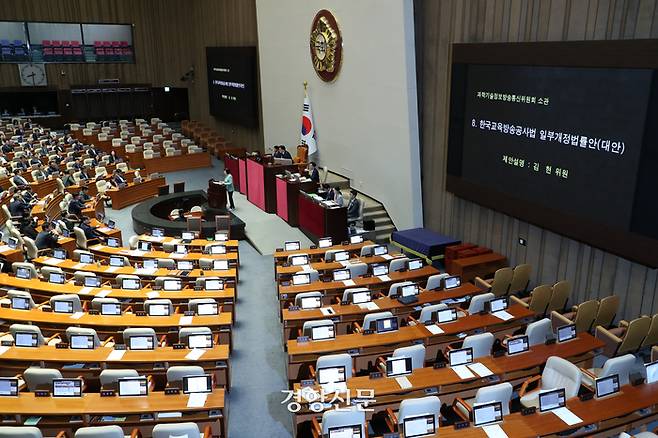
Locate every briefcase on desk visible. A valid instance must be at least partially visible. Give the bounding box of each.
[363,219,375,231]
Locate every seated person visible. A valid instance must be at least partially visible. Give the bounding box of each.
[21,188,37,204]
[67,193,86,218]
[62,170,76,187]
[45,161,60,176]
[279,145,293,160]
[11,169,29,187]
[175,210,186,222]
[35,221,58,250]
[308,161,320,183]
[335,188,345,207]
[8,194,28,217]
[110,169,127,187]
[80,216,105,242]
[347,189,361,222]
[19,212,38,240]
[78,186,91,202]
[78,167,91,181]
[55,212,76,233]
[272,145,282,158]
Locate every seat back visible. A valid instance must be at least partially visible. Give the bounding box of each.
[91,297,120,311]
[10,323,44,346]
[0,426,43,438]
[509,264,531,294]
[287,253,309,264]
[425,273,450,291]
[12,262,38,279]
[526,318,553,346]
[144,299,173,315]
[73,226,88,248]
[122,327,157,347]
[397,396,441,434]
[302,319,334,337]
[392,344,426,369]
[474,382,514,415]
[179,326,212,344]
[166,365,204,384]
[594,295,619,329]
[316,353,353,379]
[295,291,322,308]
[389,257,410,273]
[541,356,583,398]
[324,249,341,262]
[157,258,176,269]
[388,281,414,297]
[341,287,370,303]
[50,294,83,313]
[599,354,636,386]
[74,425,125,438]
[152,423,201,438]
[573,299,599,333]
[547,280,571,313]
[347,262,368,278]
[641,314,658,349]
[618,317,652,355]
[490,267,514,297]
[23,367,62,391]
[363,311,394,331]
[418,303,448,323]
[462,332,494,358]
[22,237,38,260]
[527,285,553,315]
[467,292,494,314]
[7,290,36,309]
[66,326,100,347]
[188,298,217,313]
[359,244,376,257]
[321,408,366,436]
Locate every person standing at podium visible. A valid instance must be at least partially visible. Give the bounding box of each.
[223,168,235,210]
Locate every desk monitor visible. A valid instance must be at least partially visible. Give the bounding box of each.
[557,324,577,343]
[163,279,182,291]
[118,377,148,397]
[400,284,419,297]
[210,245,226,255]
[403,414,436,438]
[197,302,219,316]
[351,290,371,304]
[375,316,399,334]
[385,356,412,377]
[443,275,461,290]
[506,335,530,355]
[311,324,335,341]
[373,245,388,256]
[317,366,346,386]
[284,241,301,251]
[449,347,474,367]
[107,237,120,248]
[109,256,124,267]
[70,334,95,350]
[52,378,82,397]
[188,333,213,349]
[11,296,30,310]
[152,228,164,238]
[80,253,94,264]
[349,235,364,244]
[646,361,658,384]
[14,331,38,347]
[0,377,18,396]
[596,374,620,398]
[79,274,99,287]
[334,251,350,262]
[318,237,332,248]
[215,232,228,241]
[142,259,158,270]
[181,231,195,241]
[16,266,31,279]
[213,259,229,270]
[204,279,223,291]
[96,212,105,222]
[300,296,322,310]
[129,335,154,350]
[49,272,65,284]
[290,255,309,266]
[472,401,503,427]
[292,273,310,285]
[53,300,73,313]
[107,220,116,229]
[101,302,121,316]
[61,228,70,238]
[177,260,194,270]
[121,278,140,290]
[328,425,362,438]
[7,237,18,249]
[407,259,423,271]
[487,296,509,313]
[182,374,212,394]
[175,244,187,254]
[436,308,458,323]
[538,388,566,412]
[53,248,66,260]
[333,269,351,282]
[147,303,170,316]
[138,241,152,251]
[371,264,389,277]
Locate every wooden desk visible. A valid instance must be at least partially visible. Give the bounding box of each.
[245,158,298,213]
[448,252,508,282]
[138,234,239,251]
[276,175,317,226]
[298,192,348,244]
[274,241,374,264]
[87,243,239,264]
[276,253,405,279]
[108,177,166,210]
[143,151,212,174]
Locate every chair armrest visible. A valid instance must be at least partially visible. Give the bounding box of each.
[202,426,211,438]
[130,429,142,438]
[595,326,622,357]
[376,291,386,299]
[510,295,527,307]
[146,375,155,392]
[580,367,597,380]
[334,297,341,305]
[159,334,168,347]
[353,322,363,334]
[518,375,542,398]
[385,407,398,432]
[452,397,472,422]
[124,305,133,313]
[55,432,70,438]
[46,333,61,343]
[308,364,316,379]
[14,373,26,391]
[101,336,115,347]
[407,315,419,326]
[297,329,303,338]
[311,417,322,438]
[619,320,630,328]
[474,277,492,290]
[551,310,572,331]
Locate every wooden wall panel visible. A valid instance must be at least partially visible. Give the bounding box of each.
[417,0,658,320]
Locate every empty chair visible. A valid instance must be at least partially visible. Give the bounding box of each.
[74,425,130,438]
[346,262,367,278]
[323,249,343,262]
[417,303,449,324]
[23,367,62,391]
[359,244,377,257]
[302,319,334,338]
[519,356,582,408]
[596,316,651,357]
[0,427,43,438]
[641,314,658,350]
[166,365,204,384]
[341,287,370,304]
[362,311,395,331]
[157,258,176,269]
[525,317,554,346]
[123,328,157,348]
[143,149,154,159]
[190,206,203,213]
[21,237,41,260]
[116,162,129,173]
[315,353,353,380]
[546,280,571,313]
[128,235,139,249]
[512,284,552,315]
[74,271,96,285]
[389,396,441,436]
[152,423,206,438]
[581,353,636,387]
[460,332,495,358]
[110,256,131,268]
[194,277,222,289]
[320,408,366,438]
[453,382,513,421]
[6,290,36,309]
[12,262,38,279]
[389,344,426,370]
[425,273,450,291]
[593,295,620,329]
[50,294,83,313]
[467,292,494,314]
[154,276,179,287]
[144,299,173,315]
[388,281,414,297]
[91,297,120,311]
[94,166,107,178]
[99,369,140,387]
[179,326,212,345]
[74,226,95,249]
[474,267,513,297]
[509,263,532,294]
[40,266,64,279]
[295,291,322,308]
[286,253,309,264]
[551,299,598,333]
[65,327,102,348]
[389,257,410,273]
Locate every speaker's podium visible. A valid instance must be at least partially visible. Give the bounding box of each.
[208,179,227,210]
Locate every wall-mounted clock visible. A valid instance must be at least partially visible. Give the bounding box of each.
[18,63,48,87]
[309,9,342,82]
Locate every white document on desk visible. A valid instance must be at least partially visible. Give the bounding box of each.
[342,280,356,287]
[179,316,193,326]
[468,362,494,377]
[338,261,350,267]
[483,424,509,438]
[70,312,84,320]
[381,254,393,261]
[169,253,185,259]
[106,349,125,361]
[395,376,412,389]
[357,302,379,311]
[452,365,476,380]
[105,266,120,273]
[135,268,157,276]
[44,257,63,265]
[0,346,8,356]
[187,392,208,408]
[320,307,335,316]
[377,275,392,282]
[0,245,11,252]
[98,227,113,233]
[79,286,93,295]
[146,291,160,299]
[95,289,112,298]
[90,244,104,250]
[185,348,206,360]
[552,407,583,426]
[72,263,86,270]
[425,324,444,335]
[491,310,514,321]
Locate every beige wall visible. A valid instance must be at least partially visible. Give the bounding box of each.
[256,0,423,230]
[418,0,658,319]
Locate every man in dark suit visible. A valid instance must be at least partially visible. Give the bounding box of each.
[111,169,127,187]
[67,193,85,218]
[347,189,362,223]
[18,212,38,239]
[272,146,282,158]
[78,168,91,181]
[11,170,29,187]
[309,162,320,183]
[80,216,104,241]
[9,194,28,217]
[35,221,58,250]
[279,146,293,160]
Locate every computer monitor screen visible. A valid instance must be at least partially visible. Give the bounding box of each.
[334,251,350,262]
[53,248,66,259]
[177,260,194,270]
[292,273,310,285]
[311,325,335,341]
[328,426,362,438]
[129,335,154,350]
[596,374,620,398]
[138,241,152,251]
[7,237,18,249]
[400,284,419,297]
[107,237,120,248]
[70,334,95,350]
[188,333,213,349]
[16,267,31,279]
[14,331,38,347]
[213,259,229,270]
[403,414,436,438]
[215,232,228,241]
[488,297,509,313]
[290,255,309,266]
[284,241,301,251]
[163,279,182,291]
[101,302,121,315]
[557,324,577,343]
[147,303,170,316]
[317,366,346,385]
[407,259,423,271]
[473,401,503,427]
[52,378,82,397]
[175,244,187,254]
[84,276,100,287]
[143,259,158,269]
[107,220,116,229]
[204,279,223,290]
[318,237,332,248]
[80,253,94,264]
[118,377,148,396]
[61,228,70,238]
[0,378,18,396]
[49,272,65,284]
[53,300,73,313]
[109,256,124,267]
[372,264,389,276]
[210,245,226,255]
[121,278,140,290]
[443,275,461,289]
[152,228,164,237]
[197,302,219,316]
[373,245,388,256]
[507,335,529,355]
[449,347,474,367]
[436,308,458,323]
[11,296,29,310]
[182,374,212,394]
[351,290,371,304]
[375,316,399,334]
[96,212,105,222]
[539,388,566,412]
[385,356,412,377]
[646,361,658,384]
[181,232,195,240]
[349,235,364,244]
[333,269,351,281]
[300,296,321,309]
